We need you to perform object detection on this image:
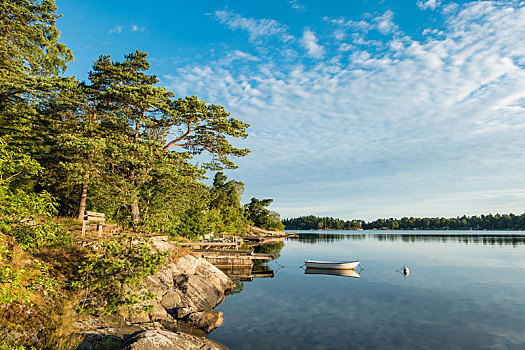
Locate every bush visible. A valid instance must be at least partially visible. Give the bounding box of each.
[74,237,167,316]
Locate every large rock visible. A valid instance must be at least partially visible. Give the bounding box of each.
[147,253,235,330]
[119,329,228,350]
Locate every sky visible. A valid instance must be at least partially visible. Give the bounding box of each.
[55,0,525,221]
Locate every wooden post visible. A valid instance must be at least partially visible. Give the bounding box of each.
[81,220,86,237]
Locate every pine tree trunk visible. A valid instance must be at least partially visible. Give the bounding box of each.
[77,173,89,221]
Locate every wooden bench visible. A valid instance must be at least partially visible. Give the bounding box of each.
[81,211,118,237]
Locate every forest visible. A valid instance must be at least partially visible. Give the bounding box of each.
[283,213,525,231]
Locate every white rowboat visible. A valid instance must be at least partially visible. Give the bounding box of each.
[304,260,360,270]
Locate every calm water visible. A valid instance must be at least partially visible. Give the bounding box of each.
[209,230,525,349]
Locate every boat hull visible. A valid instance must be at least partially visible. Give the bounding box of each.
[304,260,360,270]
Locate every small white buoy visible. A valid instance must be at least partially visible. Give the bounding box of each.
[402,264,410,276]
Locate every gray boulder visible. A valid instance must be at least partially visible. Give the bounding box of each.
[119,329,228,350]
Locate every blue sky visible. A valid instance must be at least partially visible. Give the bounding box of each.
[56,0,525,220]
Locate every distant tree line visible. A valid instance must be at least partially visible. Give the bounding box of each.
[283,216,364,230]
[283,213,525,231]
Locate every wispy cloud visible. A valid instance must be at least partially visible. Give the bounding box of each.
[300,28,324,58]
[289,0,305,11]
[324,10,399,36]
[166,1,525,219]
[131,24,146,32]
[108,24,145,34]
[218,50,261,65]
[108,25,122,34]
[212,9,294,44]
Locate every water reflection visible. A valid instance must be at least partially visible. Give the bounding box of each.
[292,233,365,244]
[304,267,361,278]
[292,231,525,246]
[219,241,285,286]
[253,241,285,259]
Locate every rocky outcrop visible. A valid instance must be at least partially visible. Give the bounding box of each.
[119,330,228,350]
[147,253,234,327]
[76,244,235,349]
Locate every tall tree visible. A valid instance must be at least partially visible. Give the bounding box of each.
[209,172,246,234]
[87,51,175,224]
[86,51,250,226]
[244,197,285,231]
[41,81,108,219]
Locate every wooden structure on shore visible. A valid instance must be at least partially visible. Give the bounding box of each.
[81,211,118,237]
[193,249,273,267]
[178,241,239,249]
[191,247,275,281]
[181,228,297,281]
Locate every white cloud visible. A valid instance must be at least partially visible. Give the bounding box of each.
[289,0,304,11]
[300,29,324,58]
[422,28,444,36]
[108,25,122,34]
[338,43,354,52]
[324,10,399,36]
[374,10,398,34]
[212,9,294,44]
[166,1,525,219]
[218,50,261,65]
[108,24,145,34]
[131,24,146,32]
[333,30,346,41]
[417,0,441,10]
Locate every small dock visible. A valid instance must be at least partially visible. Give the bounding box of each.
[182,227,296,281]
[178,241,239,249]
[193,249,273,267]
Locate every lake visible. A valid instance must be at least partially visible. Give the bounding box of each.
[209,230,525,349]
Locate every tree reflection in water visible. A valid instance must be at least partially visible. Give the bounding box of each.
[292,231,525,246]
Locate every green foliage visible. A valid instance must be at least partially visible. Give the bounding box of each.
[0,139,69,250]
[177,207,211,239]
[209,172,246,234]
[167,96,250,170]
[74,237,167,316]
[244,198,285,231]
[283,215,363,230]
[0,239,30,305]
[0,0,72,78]
[0,0,73,153]
[140,174,209,237]
[0,237,62,306]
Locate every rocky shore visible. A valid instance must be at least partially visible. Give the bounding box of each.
[76,241,235,349]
